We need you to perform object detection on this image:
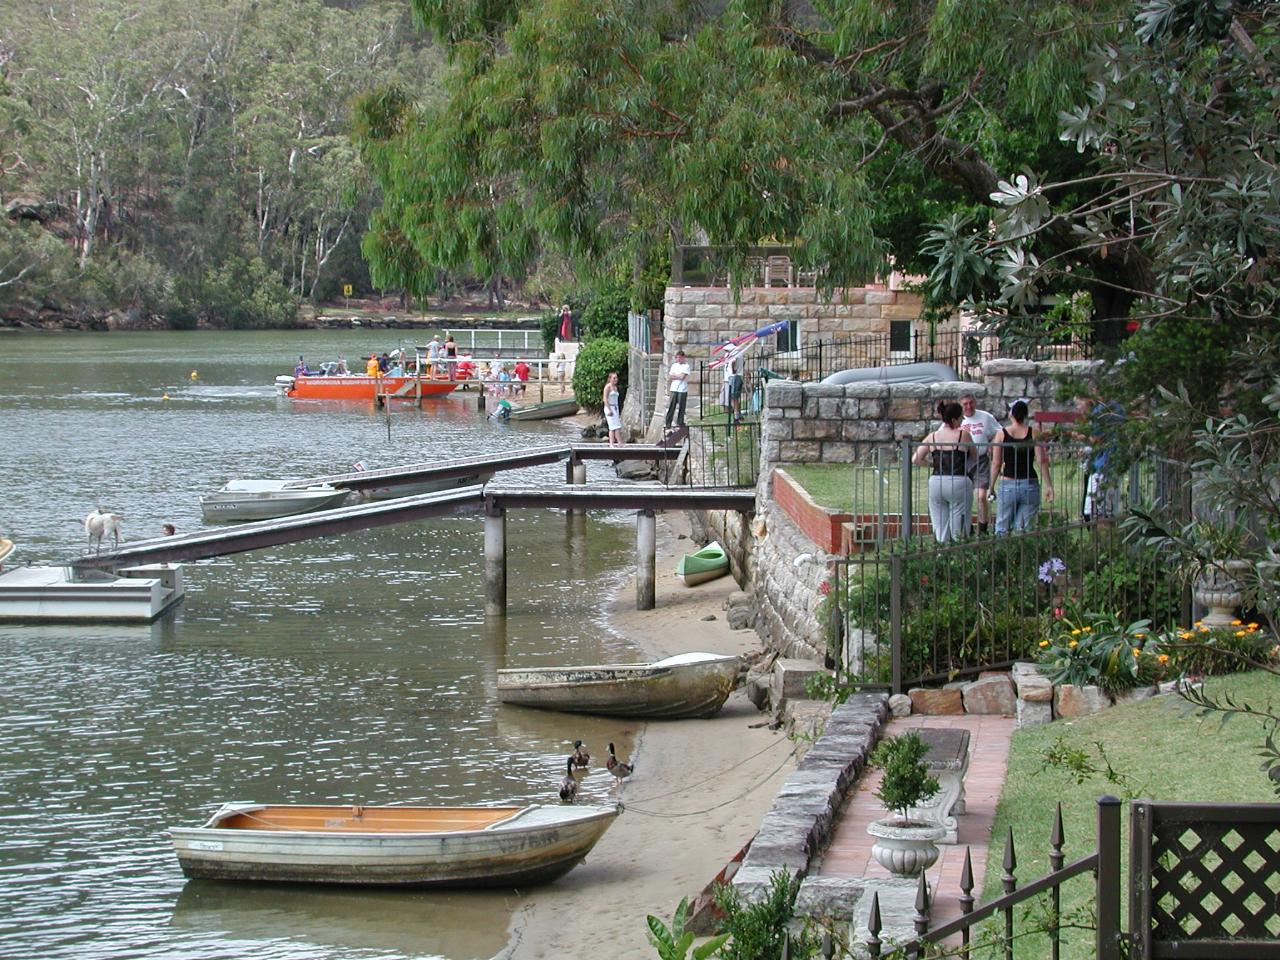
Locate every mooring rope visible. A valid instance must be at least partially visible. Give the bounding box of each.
[621,738,799,819]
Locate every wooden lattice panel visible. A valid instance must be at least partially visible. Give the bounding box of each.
[1131,801,1280,959]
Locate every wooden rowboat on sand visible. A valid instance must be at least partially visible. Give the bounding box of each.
[496,651,740,719]
[171,802,619,887]
[676,541,730,586]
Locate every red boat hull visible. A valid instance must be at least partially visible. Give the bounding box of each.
[287,375,459,401]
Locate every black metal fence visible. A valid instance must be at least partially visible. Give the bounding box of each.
[672,420,762,489]
[819,442,1192,688]
[694,330,1093,420]
[838,797,1280,960]
[831,517,1188,690]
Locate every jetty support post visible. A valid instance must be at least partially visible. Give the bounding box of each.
[567,452,587,515]
[484,499,507,617]
[637,509,656,610]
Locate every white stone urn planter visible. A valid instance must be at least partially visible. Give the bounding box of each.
[1194,560,1252,628]
[867,818,946,877]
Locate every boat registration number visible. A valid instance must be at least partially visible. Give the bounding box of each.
[188,840,224,851]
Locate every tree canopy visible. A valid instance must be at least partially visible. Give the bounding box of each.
[357,0,1132,306]
[0,0,440,325]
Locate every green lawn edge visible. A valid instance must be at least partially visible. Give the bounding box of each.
[969,670,1278,959]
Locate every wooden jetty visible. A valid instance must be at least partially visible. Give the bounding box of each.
[67,442,755,618]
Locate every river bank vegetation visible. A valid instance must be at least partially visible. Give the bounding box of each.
[0,0,436,329]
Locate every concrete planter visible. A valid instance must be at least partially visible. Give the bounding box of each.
[1193,560,1251,628]
[867,818,946,877]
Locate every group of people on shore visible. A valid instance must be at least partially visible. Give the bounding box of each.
[912,393,1057,542]
[913,392,1120,542]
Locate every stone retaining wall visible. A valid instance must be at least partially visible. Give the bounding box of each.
[760,359,1098,467]
[732,692,889,904]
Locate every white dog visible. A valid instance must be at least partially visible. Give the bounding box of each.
[84,508,123,554]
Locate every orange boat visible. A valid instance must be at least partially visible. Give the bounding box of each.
[282,373,459,401]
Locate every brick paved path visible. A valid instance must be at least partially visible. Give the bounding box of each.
[817,714,1015,928]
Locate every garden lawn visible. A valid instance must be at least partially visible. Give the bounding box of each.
[786,460,1099,519]
[972,670,1278,959]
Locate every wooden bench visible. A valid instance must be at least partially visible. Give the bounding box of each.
[906,727,971,844]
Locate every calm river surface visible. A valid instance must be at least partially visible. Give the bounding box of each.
[0,331,643,960]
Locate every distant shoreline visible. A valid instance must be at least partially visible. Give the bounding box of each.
[0,311,544,335]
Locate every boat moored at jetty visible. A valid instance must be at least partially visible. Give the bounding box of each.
[497,651,740,719]
[505,397,580,421]
[170,802,620,886]
[278,372,459,401]
[200,479,350,522]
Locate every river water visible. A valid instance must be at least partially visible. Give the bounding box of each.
[0,331,643,960]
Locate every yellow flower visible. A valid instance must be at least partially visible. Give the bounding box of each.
[1132,647,1141,656]
[1179,632,1193,640]
[1135,633,1145,639]
[1194,620,1203,626]
[1236,630,1247,637]
[1248,622,1260,631]
[1039,640,1050,648]
[1068,640,1078,648]
[1158,654,1169,664]
[1232,619,1243,626]
[1071,629,1082,636]
[1082,626,1092,633]
[1199,626,1210,632]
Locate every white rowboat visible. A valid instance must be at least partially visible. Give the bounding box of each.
[497,651,740,719]
[171,802,619,887]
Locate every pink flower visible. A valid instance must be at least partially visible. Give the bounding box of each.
[819,580,831,596]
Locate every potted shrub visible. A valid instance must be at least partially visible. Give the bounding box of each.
[866,731,945,876]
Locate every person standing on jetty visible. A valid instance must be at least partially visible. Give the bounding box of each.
[959,393,1001,534]
[603,371,624,446]
[663,349,691,431]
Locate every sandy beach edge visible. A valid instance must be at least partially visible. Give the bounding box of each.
[497,512,796,960]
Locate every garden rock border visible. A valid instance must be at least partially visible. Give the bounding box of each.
[731,692,890,904]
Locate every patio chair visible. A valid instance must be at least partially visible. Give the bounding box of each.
[765,255,794,287]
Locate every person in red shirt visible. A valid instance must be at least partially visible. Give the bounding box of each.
[513,358,530,395]
[455,354,475,382]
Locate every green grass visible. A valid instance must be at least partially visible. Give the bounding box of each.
[783,461,1087,516]
[969,670,1279,958]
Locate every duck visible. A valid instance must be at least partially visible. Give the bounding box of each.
[571,739,590,769]
[558,755,578,803]
[606,742,634,787]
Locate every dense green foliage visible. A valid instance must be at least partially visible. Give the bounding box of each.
[712,871,821,960]
[936,0,1280,448]
[0,0,440,326]
[838,525,1183,685]
[571,337,629,411]
[579,282,630,342]
[354,0,1128,312]
[645,898,727,960]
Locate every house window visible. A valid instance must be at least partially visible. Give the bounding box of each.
[775,320,799,352]
[889,319,913,357]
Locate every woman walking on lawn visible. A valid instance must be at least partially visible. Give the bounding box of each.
[912,400,975,542]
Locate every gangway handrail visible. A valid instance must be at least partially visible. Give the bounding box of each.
[284,447,573,489]
[72,486,488,571]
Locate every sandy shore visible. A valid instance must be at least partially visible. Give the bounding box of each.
[499,514,795,960]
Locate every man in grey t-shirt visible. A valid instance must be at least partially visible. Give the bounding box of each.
[960,394,1001,533]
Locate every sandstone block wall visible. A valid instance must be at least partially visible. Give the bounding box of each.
[759,359,1100,471]
[661,285,930,402]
